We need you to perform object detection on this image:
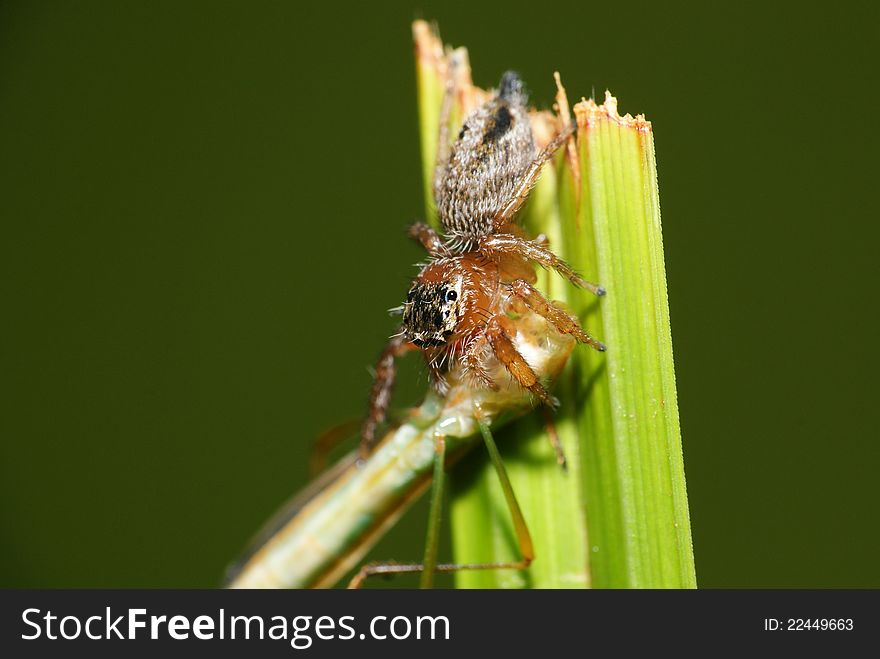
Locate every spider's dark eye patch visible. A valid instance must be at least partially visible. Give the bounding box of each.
[458,125,468,140]
[401,281,460,346]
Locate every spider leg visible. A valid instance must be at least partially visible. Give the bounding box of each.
[407,222,449,257]
[492,122,576,229]
[360,331,415,456]
[486,316,554,406]
[509,279,606,352]
[480,233,606,296]
[461,332,498,391]
[424,348,451,395]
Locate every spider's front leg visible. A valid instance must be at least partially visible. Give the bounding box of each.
[460,332,499,392]
[361,331,415,457]
[509,279,606,352]
[485,315,554,406]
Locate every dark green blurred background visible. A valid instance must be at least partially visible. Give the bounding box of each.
[1,1,877,588]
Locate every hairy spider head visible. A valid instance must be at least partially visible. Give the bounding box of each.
[402,277,464,347]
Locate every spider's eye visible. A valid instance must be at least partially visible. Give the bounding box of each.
[406,290,415,302]
[444,289,458,303]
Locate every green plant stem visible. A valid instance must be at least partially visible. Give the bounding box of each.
[561,97,695,587]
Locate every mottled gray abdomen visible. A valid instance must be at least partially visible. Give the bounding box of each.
[435,72,536,242]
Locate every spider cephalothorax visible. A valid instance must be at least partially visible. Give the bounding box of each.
[361,71,605,451]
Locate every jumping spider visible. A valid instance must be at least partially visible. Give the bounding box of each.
[361,71,605,451]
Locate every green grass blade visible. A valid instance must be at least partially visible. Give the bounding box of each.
[413,21,444,228]
[562,95,695,587]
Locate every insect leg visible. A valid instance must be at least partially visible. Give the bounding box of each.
[539,406,568,471]
[347,414,533,589]
[481,233,606,296]
[309,418,362,476]
[492,122,576,228]
[407,222,449,256]
[360,332,414,457]
[473,405,534,570]
[421,431,446,588]
[509,279,606,352]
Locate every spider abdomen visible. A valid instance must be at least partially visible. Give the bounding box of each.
[435,74,536,242]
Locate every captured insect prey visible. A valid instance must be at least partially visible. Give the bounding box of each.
[225,309,577,589]
[360,69,605,454]
[225,37,608,589]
